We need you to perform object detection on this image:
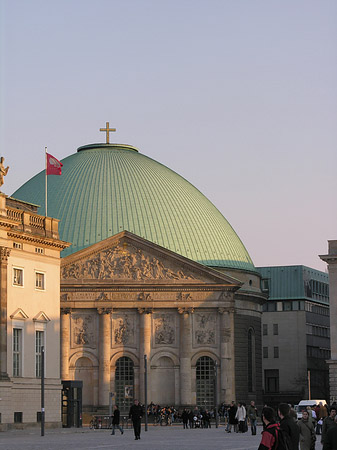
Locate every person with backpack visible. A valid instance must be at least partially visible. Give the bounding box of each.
[258,407,279,450]
[278,403,300,450]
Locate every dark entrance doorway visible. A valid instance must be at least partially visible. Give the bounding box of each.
[62,380,83,428]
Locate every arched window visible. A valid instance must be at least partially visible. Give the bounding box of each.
[248,328,256,392]
[196,356,215,410]
[115,357,134,413]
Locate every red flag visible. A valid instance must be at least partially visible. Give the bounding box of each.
[46,153,63,175]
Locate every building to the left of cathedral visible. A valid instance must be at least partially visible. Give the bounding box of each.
[0,193,69,430]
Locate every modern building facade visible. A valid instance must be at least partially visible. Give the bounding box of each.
[320,241,337,404]
[258,265,330,407]
[0,193,69,429]
[13,139,266,412]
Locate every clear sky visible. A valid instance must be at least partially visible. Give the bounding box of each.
[1,0,336,271]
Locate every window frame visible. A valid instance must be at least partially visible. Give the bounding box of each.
[35,329,45,378]
[13,327,23,377]
[12,267,24,287]
[35,271,46,291]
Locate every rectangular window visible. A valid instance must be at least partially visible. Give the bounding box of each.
[283,302,292,311]
[14,412,23,423]
[35,272,45,290]
[35,331,44,378]
[263,324,268,336]
[267,302,277,312]
[274,347,279,358]
[13,242,22,249]
[13,328,22,377]
[13,268,23,286]
[264,369,279,393]
[35,247,44,254]
[263,347,268,358]
[273,324,278,335]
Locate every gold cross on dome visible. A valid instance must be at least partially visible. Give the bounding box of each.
[100,122,116,144]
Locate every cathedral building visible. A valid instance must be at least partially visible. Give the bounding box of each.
[13,134,266,413]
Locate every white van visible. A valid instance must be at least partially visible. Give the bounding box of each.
[296,400,327,419]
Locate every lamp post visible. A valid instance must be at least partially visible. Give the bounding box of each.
[144,355,148,431]
[214,361,219,428]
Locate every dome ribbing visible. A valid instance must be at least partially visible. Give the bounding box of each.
[12,143,255,271]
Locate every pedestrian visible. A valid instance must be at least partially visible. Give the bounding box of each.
[258,407,279,450]
[278,403,300,450]
[203,410,211,429]
[324,416,337,450]
[322,407,337,449]
[129,399,143,440]
[236,402,246,433]
[227,401,238,433]
[247,400,258,435]
[298,410,316,450]
[188,409,194,428]
[111,405,124,435]
[182,408,189,429]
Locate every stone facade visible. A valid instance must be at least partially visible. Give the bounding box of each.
[320,241,337,403]
[0,193,69,430]
[61,231,265,411]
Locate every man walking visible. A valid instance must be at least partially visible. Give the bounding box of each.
[111,405,124,435]
[129,399,143,440]
[247,400,258,435]
[322,406,337,449]
[278,403,300,450]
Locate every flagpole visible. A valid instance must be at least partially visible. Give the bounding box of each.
[45,147,48,217]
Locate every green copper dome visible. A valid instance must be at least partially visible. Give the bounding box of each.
[12,143,255,270]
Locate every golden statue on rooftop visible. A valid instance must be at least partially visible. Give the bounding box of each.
[0,157,9,189]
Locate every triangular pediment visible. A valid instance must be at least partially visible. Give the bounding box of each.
[10,308,29,320]
[61,231,242,287]
[33,311,51,323]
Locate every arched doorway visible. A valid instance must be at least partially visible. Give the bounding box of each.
[74,357,94,407]
[115,356,134,413]
[152,356,175,405]
[196,356,215,410]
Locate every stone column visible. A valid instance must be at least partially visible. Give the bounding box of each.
[219,307,235,403]
[320,241,337,403]
[98,308,112,407]
[0,247,10,380]
[138,308,152,404]
[179,308,193,407]
[60,308,71,380]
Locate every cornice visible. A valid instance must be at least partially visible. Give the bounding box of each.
[60,285,236,293]
[7,231,70,250]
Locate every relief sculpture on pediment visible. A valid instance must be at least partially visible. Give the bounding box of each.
[72,315,95,348]
[61,244,195,281]
[112,314,135,346]
[154,314,175,345]
[194,313,216,346]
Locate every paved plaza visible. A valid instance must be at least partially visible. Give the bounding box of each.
[0,425,324,450]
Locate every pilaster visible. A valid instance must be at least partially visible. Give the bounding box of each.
[138,308,152,403]
[179,308,193,406]
[219,307,236,403]
[98,308,112,407]
[0,246,10,379]
[60,308,71,380]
